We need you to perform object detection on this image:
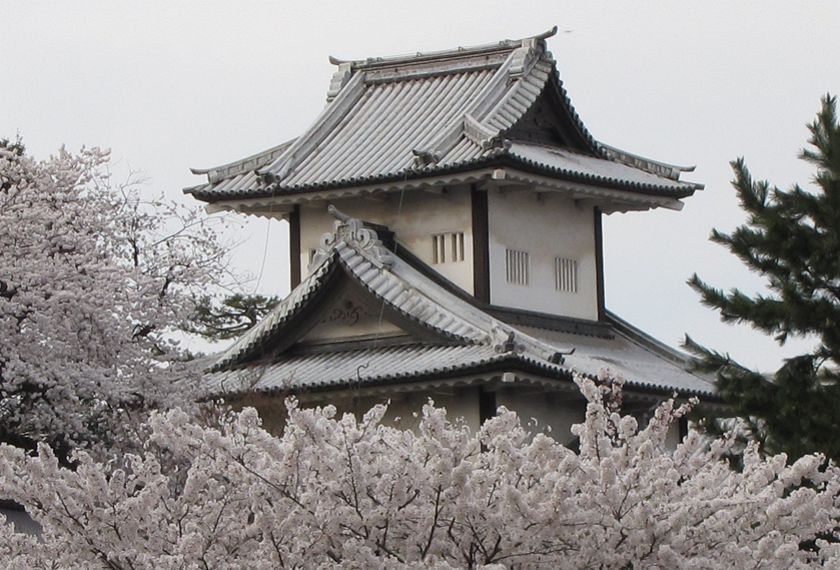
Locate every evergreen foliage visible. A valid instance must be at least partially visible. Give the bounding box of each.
[687,94,840,461]
[183,293,279,341]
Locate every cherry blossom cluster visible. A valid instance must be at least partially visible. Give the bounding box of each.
[0,144,231,459]
[1,375,837,568]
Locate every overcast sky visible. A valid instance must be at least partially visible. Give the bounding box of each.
[3,1,839,370]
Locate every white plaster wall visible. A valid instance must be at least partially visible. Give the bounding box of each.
[299,187,473,292]
[487,189,598,319]
[300,284,401,343]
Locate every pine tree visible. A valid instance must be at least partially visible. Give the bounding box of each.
[686,94,840,461]
[183,293,280,341]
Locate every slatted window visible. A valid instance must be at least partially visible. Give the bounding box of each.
[432,232,465,264]
[432,234,446,264]
[451,232,465,262]
[555,257,578,293]
[505,248,529,285]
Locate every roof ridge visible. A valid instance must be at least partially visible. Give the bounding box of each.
[328,27,558,69]
[597,143,697,181]
[411,46,553,165]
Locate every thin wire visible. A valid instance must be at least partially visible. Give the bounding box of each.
[374,175,408,333]
[360,173,409,401]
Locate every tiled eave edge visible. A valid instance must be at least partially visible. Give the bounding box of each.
[194,166,694,218]
[209,352,721,402]
[189,153,700,201]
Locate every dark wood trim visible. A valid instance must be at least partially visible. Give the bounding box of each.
[487,305,613,338]
[478,385,497,424]
[678,416,689,442]
[471,185,490,304]
[289,205,301,289]
[594,207,605,321]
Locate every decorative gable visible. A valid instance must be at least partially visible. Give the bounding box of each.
[295,284,402,346]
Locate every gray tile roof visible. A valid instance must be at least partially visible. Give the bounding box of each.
[522,322,717,398]
[207,344,506,394]
[205,209,716,400]
[185,30,702,202]
[207,332,716,399]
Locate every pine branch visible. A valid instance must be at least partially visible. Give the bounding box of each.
[687,94,840,461]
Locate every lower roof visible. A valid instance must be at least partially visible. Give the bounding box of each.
[205,317,717,401]
[200,209,716,402]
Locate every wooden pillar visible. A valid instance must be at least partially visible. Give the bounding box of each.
[471,185,490,304]
[289,205,301,289]
[478,385,497,424]
[594,207,605,321]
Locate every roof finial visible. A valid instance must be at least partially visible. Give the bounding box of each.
[318,205,393,268]
[534,26,558,40]
[327,203,353,222]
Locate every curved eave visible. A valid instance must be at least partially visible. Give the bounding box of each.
[187,152,700,204]
[215,352,719,402]
[189,138,297,180]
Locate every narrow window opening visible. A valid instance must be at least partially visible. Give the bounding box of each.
[433,232,465,264]
[555,257,578,293]
[432,234,445,264]
[505,248,529,285]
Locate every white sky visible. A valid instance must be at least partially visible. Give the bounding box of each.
[3,1,839,371]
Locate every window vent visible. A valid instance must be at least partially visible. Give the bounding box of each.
[451,232,465,262]
[555,257,578,293]
[432,232,465,264]
[505,248,529,285]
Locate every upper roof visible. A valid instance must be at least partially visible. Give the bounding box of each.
[185,28,702,204]
[204,207,716,400]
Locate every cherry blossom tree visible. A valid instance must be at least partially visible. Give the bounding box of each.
[1,375,837,569]
[0,141,232,461]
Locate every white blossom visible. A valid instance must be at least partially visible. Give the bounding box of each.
[0,143,231,459]
[0,374,837,568]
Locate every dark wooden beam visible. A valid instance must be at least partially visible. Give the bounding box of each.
[678,416,689,442]
[479,385,497,424]
[289,205,301,289]
[471,185,490,303]
[594,207,605,321]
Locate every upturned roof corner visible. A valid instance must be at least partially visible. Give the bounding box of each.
[184,28,702,205]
